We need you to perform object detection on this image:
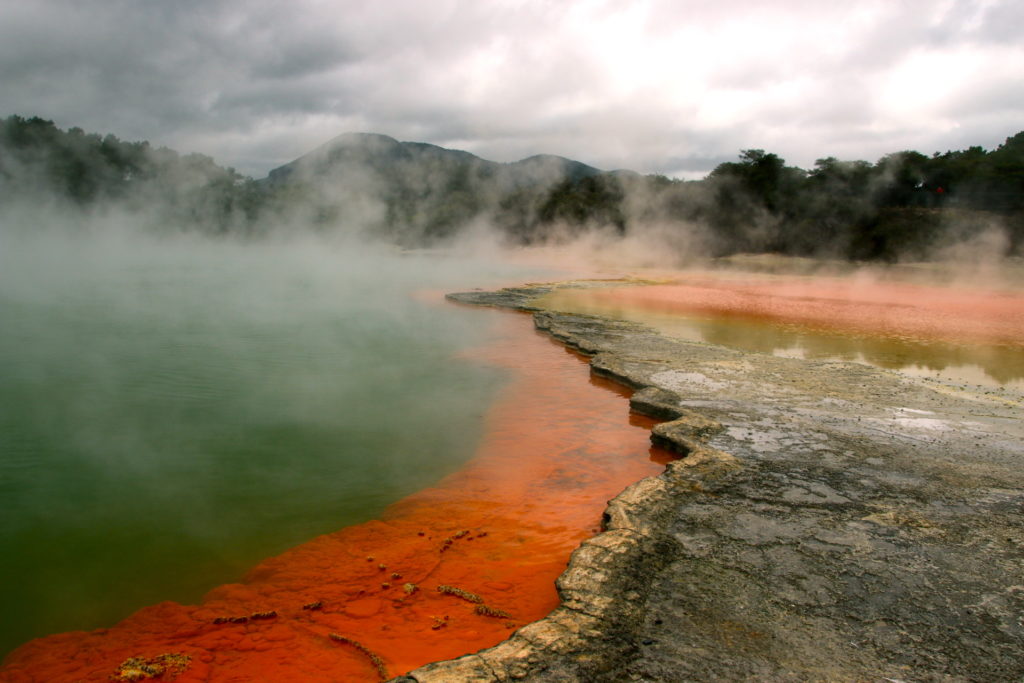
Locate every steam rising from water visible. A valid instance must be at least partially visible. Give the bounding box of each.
[0,220,556,656]
[2,139,1022,658]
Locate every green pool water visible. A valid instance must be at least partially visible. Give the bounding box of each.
[0,232,542,657]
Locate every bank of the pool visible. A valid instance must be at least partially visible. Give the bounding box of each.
[400,281,1024,682]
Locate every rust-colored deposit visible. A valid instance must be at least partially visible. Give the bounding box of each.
[0,311,669,683]
[563,273,1024,346]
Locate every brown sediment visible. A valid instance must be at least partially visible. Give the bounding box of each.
[110,653,191,682]
[328,634,389,681]
[473,605,513,620]
[0,310,669,683]
[544,273,1024,347]
[436,585,484,604]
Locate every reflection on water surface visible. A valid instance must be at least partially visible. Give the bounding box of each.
[538,287,1024,390]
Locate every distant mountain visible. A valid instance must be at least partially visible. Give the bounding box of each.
[266,133,601,186]
[262,133,606,243]
[266,133,481,184]
[506,154,602,184]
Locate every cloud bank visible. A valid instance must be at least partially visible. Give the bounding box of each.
[1,0,1021,178]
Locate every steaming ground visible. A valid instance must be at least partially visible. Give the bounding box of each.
[0,225,558,657]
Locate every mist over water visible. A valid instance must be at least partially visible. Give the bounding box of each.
[0,226,552,656]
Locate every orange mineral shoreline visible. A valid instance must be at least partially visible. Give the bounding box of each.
[0,308,670,683]
[551,273,1024,347]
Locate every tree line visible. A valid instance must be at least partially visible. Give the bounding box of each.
[0,115,263,234]
[2,114,1021,260]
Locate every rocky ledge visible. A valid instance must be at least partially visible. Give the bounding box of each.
[394,282,1024,682]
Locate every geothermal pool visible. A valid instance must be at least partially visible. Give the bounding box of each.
[0,246,669,681]
[0,235,558,660]
[4,242,1022,680]
[537,269,1024,390]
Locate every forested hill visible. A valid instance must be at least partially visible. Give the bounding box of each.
[259,131,604,243]
[2,114,1022,261]
[0,115,263,233]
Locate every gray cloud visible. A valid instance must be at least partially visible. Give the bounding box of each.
[1,0,1021,178]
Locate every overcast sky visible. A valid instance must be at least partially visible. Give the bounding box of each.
[2,0,1021,179]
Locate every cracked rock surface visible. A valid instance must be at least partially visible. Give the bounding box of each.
[396,283,1024,682]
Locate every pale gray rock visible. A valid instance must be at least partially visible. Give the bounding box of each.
[407,283,1024,682]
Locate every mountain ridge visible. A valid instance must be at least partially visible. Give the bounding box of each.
[3,114,1022,260]
[260,130,612,244]
[265,132,603,186]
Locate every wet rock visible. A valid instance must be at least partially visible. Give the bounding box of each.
[446,288,552,311]
[628,386,685,420]
[402,280,1024,682]
[650,414,723,455]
